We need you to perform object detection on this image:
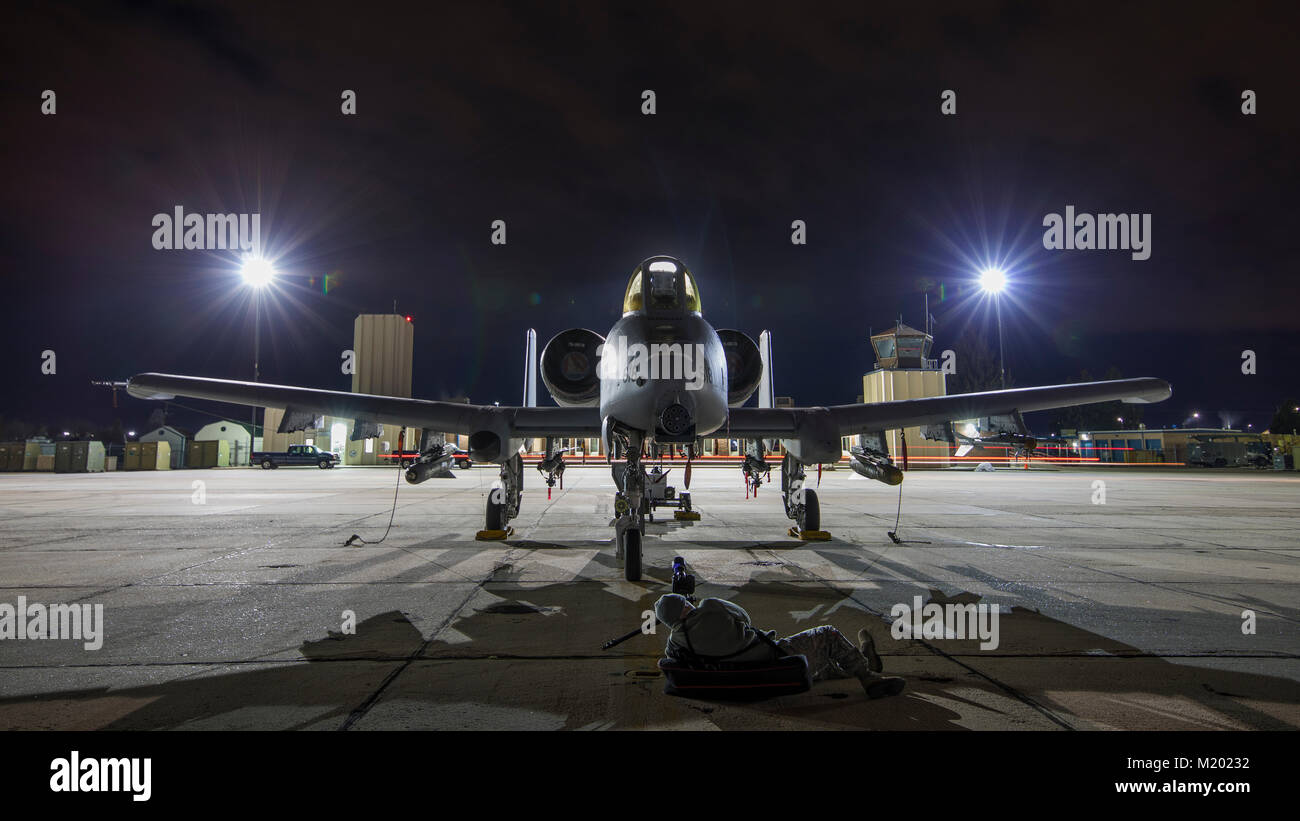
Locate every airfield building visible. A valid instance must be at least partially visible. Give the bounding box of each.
[261,314,420,465]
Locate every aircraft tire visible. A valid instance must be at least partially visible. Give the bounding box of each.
[800,489,820,531]
[623,529,642,582]
[486,495,504,531]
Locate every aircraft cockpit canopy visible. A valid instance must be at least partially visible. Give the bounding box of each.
[623,257,702,315]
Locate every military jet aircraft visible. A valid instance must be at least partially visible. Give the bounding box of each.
[127,255,1171,580]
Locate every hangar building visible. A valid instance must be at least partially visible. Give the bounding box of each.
[139,424,189,469]
[194,421,253,466]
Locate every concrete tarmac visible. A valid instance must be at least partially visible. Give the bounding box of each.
[0,463,1296,730]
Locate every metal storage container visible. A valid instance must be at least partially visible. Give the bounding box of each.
[56,441,107,472]
[84,441,106,472]
[139,441,171,470]
[55,441,73,472]
[124,442,143,470]
[0,442,26,471]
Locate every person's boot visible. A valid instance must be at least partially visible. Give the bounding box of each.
[857,628,883,673]
[859,670,906,699]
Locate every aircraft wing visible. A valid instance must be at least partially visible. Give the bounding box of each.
[726,377,1172,439]
[125,373,603,438]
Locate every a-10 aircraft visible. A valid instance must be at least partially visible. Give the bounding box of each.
[127,255,1172,580]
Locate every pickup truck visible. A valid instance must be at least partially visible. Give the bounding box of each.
[253,444,340,469]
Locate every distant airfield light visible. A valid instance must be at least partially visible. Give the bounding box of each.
[405,315,413,323]
[978,268,1007,293]
[62,431,70,437]
[128,430,135,436]
[240,256,276,288]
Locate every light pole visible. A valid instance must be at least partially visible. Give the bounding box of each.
[979,268,1007,389]
[241,257,276,465]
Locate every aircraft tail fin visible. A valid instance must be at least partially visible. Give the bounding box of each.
[758,330,774,409]
[523,328,538,407]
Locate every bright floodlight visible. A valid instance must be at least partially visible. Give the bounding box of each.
[979,268,1006,293]
[241,256,276,288]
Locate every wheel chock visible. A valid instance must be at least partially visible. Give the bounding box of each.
[788,527,831,541]
[674,510,701,521]
[475,526,513,541]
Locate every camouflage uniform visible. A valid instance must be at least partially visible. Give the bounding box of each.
[776,625,871,680]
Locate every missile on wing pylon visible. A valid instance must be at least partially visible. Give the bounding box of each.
[848,448,904,486]
[405,454,455,484]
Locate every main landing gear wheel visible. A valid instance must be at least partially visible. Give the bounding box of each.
[799,488,820,532]
[621,528,642,582]
[485,495,504,531]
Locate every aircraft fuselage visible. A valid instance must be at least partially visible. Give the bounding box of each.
[598,312,728,443]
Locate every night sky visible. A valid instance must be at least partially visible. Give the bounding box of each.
[4,1,1298,436]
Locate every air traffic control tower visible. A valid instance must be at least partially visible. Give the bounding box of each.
[863,322,949,467]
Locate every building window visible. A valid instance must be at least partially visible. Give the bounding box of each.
[365,439,374,454]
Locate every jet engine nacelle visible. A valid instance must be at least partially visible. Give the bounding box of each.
[716,329,762,407]
[540,328,605,407]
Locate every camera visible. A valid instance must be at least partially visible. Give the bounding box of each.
[671,555,696,600]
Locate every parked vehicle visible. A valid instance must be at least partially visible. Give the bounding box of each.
[252,444,339,469]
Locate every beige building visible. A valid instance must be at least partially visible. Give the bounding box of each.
[262,314,420,465]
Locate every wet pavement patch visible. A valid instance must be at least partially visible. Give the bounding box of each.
[477,602,545,615]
